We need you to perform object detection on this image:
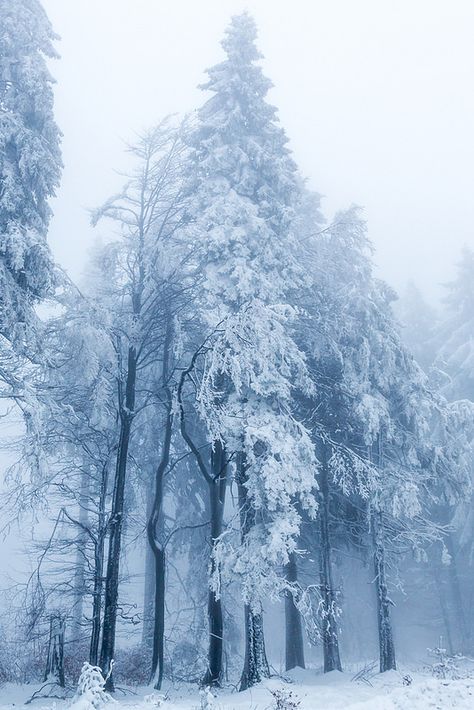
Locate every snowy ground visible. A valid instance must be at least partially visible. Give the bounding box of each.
[1,668,474,710]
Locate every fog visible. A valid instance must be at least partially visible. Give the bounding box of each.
[1,2,474,707]
[44,0,474,300]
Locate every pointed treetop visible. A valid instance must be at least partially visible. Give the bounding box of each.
[221,11,261,63]
[189,10,301,309]
[201,11,273,101]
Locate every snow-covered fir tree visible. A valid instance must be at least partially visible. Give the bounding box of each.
[181,12,318,690]
[0,0,61,342]
[2,6,474,703]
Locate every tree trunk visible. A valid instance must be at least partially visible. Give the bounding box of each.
[284,552,305,671]
[147,317,174,690]
[71,469,91,642]
[148,545,165,689]
[237,452,270,691]
[44,614,65,687]
[202,440,227,687]
[89,536,105,666]
[319,444,342,672]
[89,460,110,666]
[100,345,137,690]
[146,437,168,690]
[240,605,269,690]
[373,510,396,672]
[142,499,155,650]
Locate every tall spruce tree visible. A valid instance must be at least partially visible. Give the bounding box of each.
[182,13,317,690]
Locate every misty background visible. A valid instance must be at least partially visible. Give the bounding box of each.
[1,1,474,702]
[43,0,474,301]
[2,0,474,644]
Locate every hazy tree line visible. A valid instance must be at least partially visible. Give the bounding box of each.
[1,0,473,695]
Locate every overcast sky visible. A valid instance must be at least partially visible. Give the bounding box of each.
[42,0,474,303]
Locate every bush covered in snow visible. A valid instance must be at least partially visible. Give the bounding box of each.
[70,663,114,710]
[269,687,301,710]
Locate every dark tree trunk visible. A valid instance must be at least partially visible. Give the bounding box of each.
[142,480,155,650]
[100,345,137,690]
[148,545,165,689]
[146,453,167,690]
[71,470,90,642]
[240,605,269,690]
[89,537,105,666]
[373,511,396,673]
[202,440,227,687]
[147,318,174,690]
[319,444,342,673]
[89,460,109,666]
[142,480,155,651]
[44,614,65,688]
[284,552,305,671]
[237,452,270,691]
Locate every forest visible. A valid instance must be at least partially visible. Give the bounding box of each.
[1,2,474,709]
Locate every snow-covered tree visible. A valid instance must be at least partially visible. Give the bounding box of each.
[40,292,118,665]
[0,0,61,341]
[180,12,318,690]
[90,120,191,690]
[297,205,467,673]
[71,662,112,710]
[0,2,62,667]
[0,0,62,511]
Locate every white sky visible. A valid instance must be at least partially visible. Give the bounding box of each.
[42,0,474,302]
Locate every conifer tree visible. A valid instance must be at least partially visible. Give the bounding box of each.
[0,0,62,342]
[182,13,317,690]
[299,206,462,673]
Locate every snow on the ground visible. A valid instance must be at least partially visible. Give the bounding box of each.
[1,668,473,709]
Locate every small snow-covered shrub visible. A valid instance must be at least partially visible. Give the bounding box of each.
[427,642,460,680]
[70,662,114,709]
[143,692,166,707]
[269,687,301,710]
[200,686,214,710]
